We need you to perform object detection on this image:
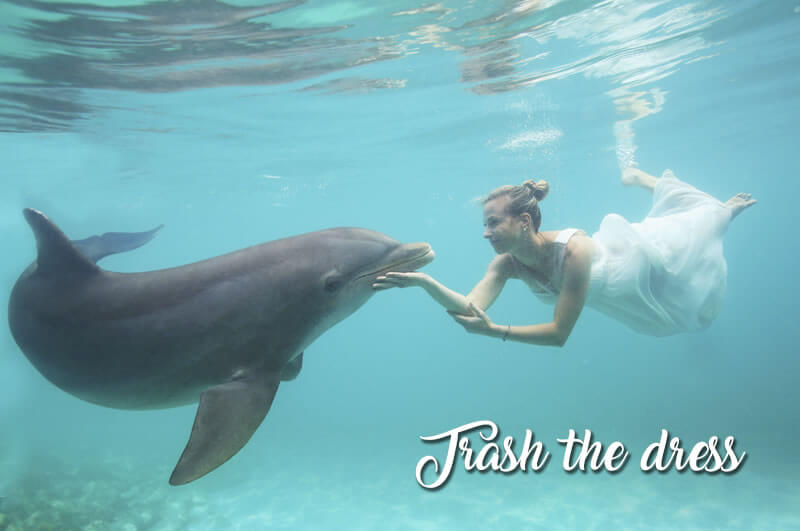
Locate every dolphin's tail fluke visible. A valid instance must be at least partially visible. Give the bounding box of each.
[169,369,281,486]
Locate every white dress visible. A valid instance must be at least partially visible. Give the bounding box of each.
[514,171,732,336]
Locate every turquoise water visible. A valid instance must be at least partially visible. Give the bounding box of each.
[1,0,799,529]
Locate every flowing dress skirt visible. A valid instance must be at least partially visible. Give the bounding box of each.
[587,171,731,336]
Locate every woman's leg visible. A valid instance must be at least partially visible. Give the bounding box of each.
[622,167,756,220]
[621,167,658,191]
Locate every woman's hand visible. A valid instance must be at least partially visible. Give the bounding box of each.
[449,302,499,337]
[372,271,430,290]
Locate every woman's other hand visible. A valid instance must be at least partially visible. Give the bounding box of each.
[448,302,498,337]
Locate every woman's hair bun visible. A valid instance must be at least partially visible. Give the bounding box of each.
[523,179,549,201]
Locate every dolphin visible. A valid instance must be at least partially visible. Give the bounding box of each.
[8,209,434,485]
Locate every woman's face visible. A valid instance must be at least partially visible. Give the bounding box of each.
[483,196,524,254]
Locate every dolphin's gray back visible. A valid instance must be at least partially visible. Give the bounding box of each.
[9,210,322,408]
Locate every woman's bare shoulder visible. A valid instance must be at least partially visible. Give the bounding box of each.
[565,232,594,264]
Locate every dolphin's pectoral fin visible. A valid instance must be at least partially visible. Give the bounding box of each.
[169,370,280,486]
[280,352,303,381]
[72,224,164,264]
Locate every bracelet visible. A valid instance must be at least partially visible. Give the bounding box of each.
[502,324,511,342]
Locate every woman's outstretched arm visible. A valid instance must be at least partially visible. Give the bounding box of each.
[372,254,513,314]
[450,238,593,346]
[374,241,592,347]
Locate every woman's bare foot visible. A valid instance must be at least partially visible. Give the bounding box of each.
[621,167,658,191]
[725,193,757,219]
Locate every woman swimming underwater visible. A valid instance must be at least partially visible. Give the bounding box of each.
[373,167,756,345]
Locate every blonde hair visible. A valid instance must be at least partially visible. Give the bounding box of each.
[483,179,550,231]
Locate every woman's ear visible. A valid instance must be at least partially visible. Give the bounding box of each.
[520,212,532,231]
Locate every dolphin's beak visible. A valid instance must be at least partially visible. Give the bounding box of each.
[393,242,435,272]
[356,242,434,280]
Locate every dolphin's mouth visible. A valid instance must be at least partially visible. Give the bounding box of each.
[355,244,434,281]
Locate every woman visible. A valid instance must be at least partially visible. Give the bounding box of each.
[372,167,756,345]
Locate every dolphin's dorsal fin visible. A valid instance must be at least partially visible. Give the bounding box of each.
[72,224,164,264]
[169,369,281,486]
[23,208,99,276]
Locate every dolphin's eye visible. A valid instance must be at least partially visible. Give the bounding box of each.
[324,275,343,293]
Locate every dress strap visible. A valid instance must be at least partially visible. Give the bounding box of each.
[551,228,582,289]
[511,228,584,298]
[555,228,581,245]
